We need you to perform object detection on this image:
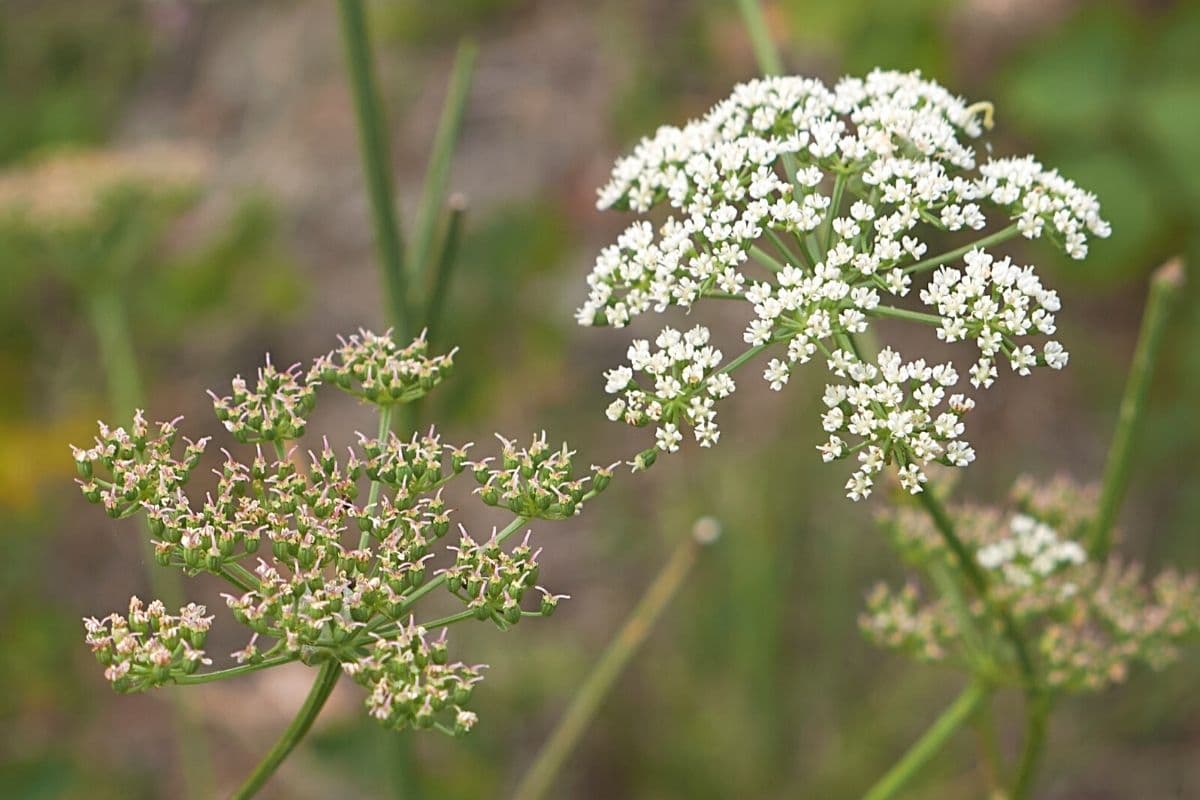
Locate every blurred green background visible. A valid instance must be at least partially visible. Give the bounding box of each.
[1,0,1198,797]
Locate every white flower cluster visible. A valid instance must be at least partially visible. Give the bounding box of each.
[977,513,1086,588]
[583,69,1107,493]
[921,248,1068,386]
[603,325,733,454]
[819,347,975,500]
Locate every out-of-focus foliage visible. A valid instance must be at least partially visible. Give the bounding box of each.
[0,1,149,164]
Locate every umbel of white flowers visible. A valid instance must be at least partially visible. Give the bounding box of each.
[581,69,1109,499]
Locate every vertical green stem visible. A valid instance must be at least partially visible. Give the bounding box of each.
[1090,258,1184,558]
[734,0,784,75]
[1010,692,1051,800]
[86,288,213,800]
[409,41,476,281]
[862,680,988,800]
[423,196,467,347]
[232,660,342,800]
[337,0,411,340]
[359,404,393,550]
[512,530,709,800]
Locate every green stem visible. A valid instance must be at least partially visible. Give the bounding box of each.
[410,41,476,281]
[337,0,410,340]
[820,172,846,251]
[220,563,261,593]
[1090,258,1184,558]
[512,531,708,800]
[917,490,1036,686]
[862,680,988,800]
[901,225,1020,275]
[359,404,394,549]
[423,195,467,346]
[232,660,342,800]
[175,654,296,685]
[734,0,784,75]
[1010,692,1051,800]
[749,243,786,273]
[869,305,943,326]
[398,515,531,612]
[719,343,770,376]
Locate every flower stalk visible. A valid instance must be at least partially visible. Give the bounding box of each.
[1091,258,1185,558]
[231,660,342,800]
[513,521,715,800]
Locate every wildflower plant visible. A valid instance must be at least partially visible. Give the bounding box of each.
[584,68,1108,499]
[579,5,1197,794]
[76,331,614,792]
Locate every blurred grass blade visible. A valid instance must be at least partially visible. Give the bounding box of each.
[1090,257,1185,557]
[337,0,411,340]
[424,194,467,346]
[735,0,783,76]
[512,521,717,800]
[410,40,477,283]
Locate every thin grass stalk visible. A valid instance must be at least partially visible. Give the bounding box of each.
[409,41,476,281]
[862,680,988,800]
[734,0,783,76]
[512,528,711,800]
[337,0,411,340]
[424,195,467,347]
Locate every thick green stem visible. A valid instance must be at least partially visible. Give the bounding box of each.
[337,0,410,340]
[1010,692,1051,800]
[1090,258,1184,558]
[512,530,708,800]
[862,680,988,800]
[232,660,342,800]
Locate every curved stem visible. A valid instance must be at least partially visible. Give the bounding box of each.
[512,531,707,800]
[1091,258,1184,558]
[231,660,342,800]
[175,654,296,685]
[862,680,988,800]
